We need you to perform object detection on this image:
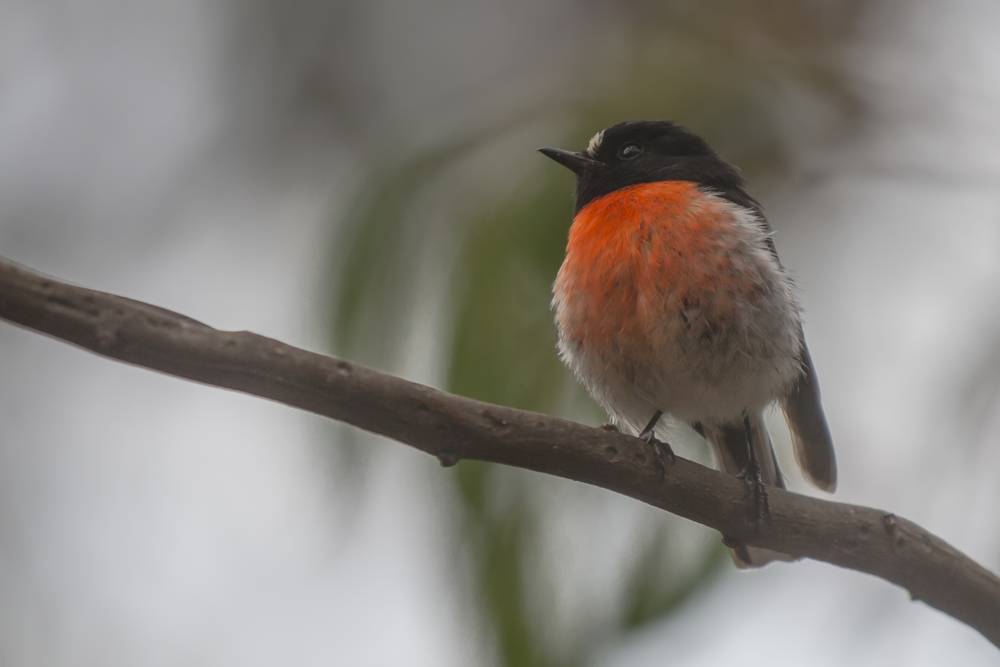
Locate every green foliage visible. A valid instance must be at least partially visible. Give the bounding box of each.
[332,136,479,365]
[456,461,552,667]
[622,535,730,629]
[448,173,581,411]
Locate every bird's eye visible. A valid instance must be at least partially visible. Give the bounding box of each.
[618,144,642,160]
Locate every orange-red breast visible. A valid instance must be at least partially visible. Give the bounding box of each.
[540,120,836,566]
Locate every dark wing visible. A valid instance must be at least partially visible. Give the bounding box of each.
[716,183,837,491]
[781,339,837,492]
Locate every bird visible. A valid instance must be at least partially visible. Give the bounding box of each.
[539,120,836,566]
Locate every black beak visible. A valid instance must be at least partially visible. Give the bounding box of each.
[538,147,595,175]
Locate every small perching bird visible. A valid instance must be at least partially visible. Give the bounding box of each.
[540,120,836,566]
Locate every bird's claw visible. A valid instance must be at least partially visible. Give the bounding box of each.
[640,430,676,480]
[738,458,770,523]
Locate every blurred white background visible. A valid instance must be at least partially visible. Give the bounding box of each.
[1,0,999,664]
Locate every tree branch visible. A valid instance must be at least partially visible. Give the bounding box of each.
[1,256,998,645]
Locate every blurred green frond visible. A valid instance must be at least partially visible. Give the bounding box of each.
[331,134,480,363]
[449,172,584,412]
[622,534,730,629]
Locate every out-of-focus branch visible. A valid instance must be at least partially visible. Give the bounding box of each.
[1,256,998,646]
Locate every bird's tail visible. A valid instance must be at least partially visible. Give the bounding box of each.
[702,414,794,568]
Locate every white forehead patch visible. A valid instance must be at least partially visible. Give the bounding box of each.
[585,130,604,157]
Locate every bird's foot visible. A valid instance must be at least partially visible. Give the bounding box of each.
[738,457,770,523]
[639,429,676,480]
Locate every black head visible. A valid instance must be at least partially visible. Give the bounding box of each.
[539,120,753,214]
